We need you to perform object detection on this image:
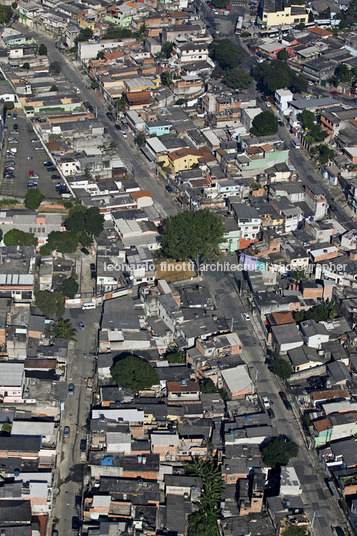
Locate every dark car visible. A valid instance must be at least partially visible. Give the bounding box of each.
[81,247,90,255]
[91,271,97,280]
[87,105,94,113]
[52,531,59,536]
[80,439,87,452]
[279,391,292,410]
[333,528,345,536]
[43,160,54,167]
[267,408,275,419]
[115,124,121,130]
[90,263,96,271]
[75,495,82,508]
[51,174,60,180]
[307,376,325,390]
[165,185,173,193]
[13,123,18,130]
[68,383,74,395]
[72,516,80,530]
[48,167,56,172]
[106,112,115,122]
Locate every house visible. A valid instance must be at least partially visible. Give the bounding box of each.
[220,365,254,400]
[270,324,304,354]
[312,412,357,447]
[166,380,200,404]
[299,320,329,349]
[275,89,293,116]
[0,362,24,403]
[287,345,325,373]
[231,203,261,250]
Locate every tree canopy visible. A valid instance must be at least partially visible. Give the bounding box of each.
[24,188,44,210]
[294,301,338,323]
[0,5,13,24]
[65,206,104,237]
[253,60,308,94]
[161,70,173,87]
[60,276,79,299]
[200,378,218,393]
[160,210,225,271]
[49,61,61,75]
[111,355,159,391]
[211,0,229,7]
[270,355,292,380]
[224,68,252,89]
[35,290,65,318]
[209,39,245,70]
[104,26,134,39]
[38,44,47,56]
[46,231,79,254]
[300,110,315,130]
[4,229,37,246]
[251,111,278,136]
[75,28,93,43]
[51,318,77,340]
[277,49,289,60]
[282,526,307,536]
[262,437,299,467]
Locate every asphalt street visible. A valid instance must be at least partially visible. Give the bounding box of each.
[203,264,348,535]
[51,306,100,535]
[12,24,177,219]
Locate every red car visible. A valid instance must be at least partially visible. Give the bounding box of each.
[330,91,339,96]
[290,128,297,134]
[29,170,34,176]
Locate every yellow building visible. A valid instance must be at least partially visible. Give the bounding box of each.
[158,148,203,173]
[259,0,309,28]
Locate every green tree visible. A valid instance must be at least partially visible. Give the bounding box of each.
[301,110,315,130]
[135,132,146,147]
[296,22,305,30]
[161,210,226,273]
[111,355,159,391]
[60,276,79,299]
[85,207,104,236]
[200,378,218,393]
[51,318,77,340]
[4,229,37,246]
[4,101,13,110]
[251,111,278,136]
[49,61,61,74]
[161,70,173,87]
[65,210,86,233]
[96,50,105,60]
[22,62,30,70]
[91,81,99,90]
[104,26,134,39]
[253,60,307,94]
[46,231,79,254]
[282,527,307,536]
[78,230,93,247]
[75,28,93,43]
[38,44,47,56]
[1,422,11,434]
[335,63,351,83]
[50,85,58,92]
[277,49,289,60]
[115,95,126,112]
[316,143,334,165]
[290,269,306,284]
[0,5,13,24]
[165,348,184,363]
[161,41,174,58]
[0,229,2,242]
[270,355,292,380]
[209,39,245,70]
[224,68,252,89]
[24,188,44,210]
[262,437,299,467]
[35,290,65,318]
[212,0,228,6]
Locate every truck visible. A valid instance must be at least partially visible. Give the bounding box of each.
[235,16,243,34]
[86,377,93,390]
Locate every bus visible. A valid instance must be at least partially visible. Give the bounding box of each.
[291,138,301,149]
[235,16,243,34]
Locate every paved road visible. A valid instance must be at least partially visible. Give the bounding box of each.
[1,113,59,199]
[12,24,177,219]
[51,307,100,535]
[203,263,349,536]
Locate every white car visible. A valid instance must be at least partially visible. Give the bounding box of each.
[266,101,271,107]
[35,145,43,150]
[261,396,270,409]
[242,312,250,321]
[121,131,127,137]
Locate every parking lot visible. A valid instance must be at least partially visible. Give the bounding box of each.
[1,113,62,199]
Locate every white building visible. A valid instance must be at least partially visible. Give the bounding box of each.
[232,203,261,241]
[280,467,302,496]
[300,319,329,349]
[176,42,209,63]
[275,88,293,115]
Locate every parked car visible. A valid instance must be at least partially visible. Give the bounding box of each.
[80,439,87,452]
[63,426,70,438]
[165,185,173,193]
[68,383,74,395]
[81,247,89,255]
[35,145,43,150]
[330,91,339,96]
[115,124,121,131]
[91,271,97,280]
[52,531,58,536]
[31,174,40,179]
[5,161,15,166]
[90,263,96,271]
[13,124,18,130]
[72,516,80,531]
[121,131,127,137]
[31,138,40,143]
[242,312,250,321]
[77,322,86,330]
[267,408,275,419]
[47,167,56,172]
[51,174,60,180]
[279,391,292,410]
[43,160,53,166]
[261,395,270,409]
[27,183,37,189]
[13,113,17,119]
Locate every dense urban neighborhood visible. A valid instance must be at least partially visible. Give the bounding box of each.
[1,0,357,534]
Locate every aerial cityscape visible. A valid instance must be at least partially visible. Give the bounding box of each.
[0,0,357,534]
